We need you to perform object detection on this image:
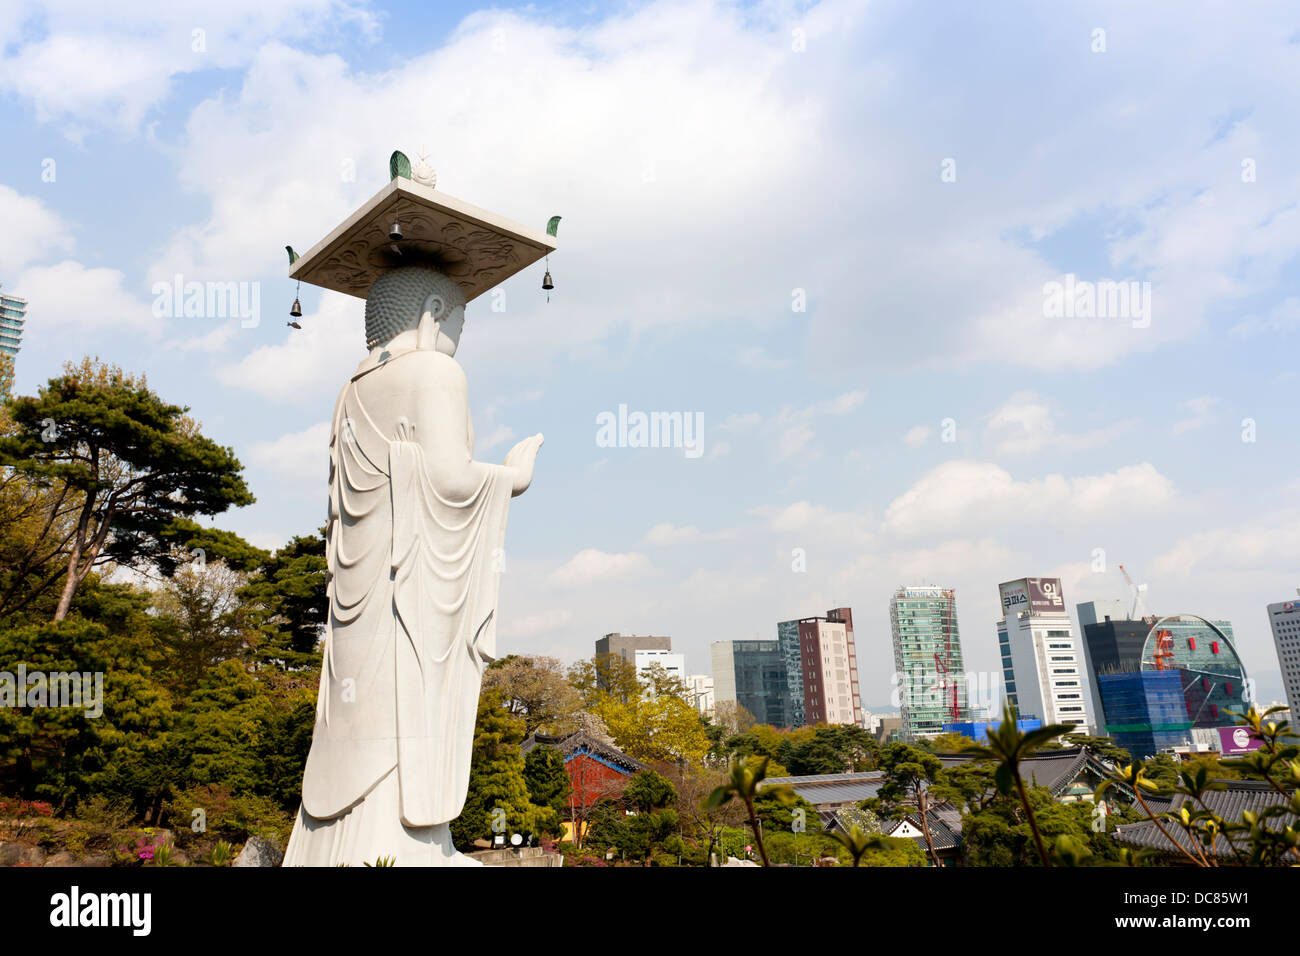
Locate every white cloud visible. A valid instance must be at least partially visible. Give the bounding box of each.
[642,523,701,546]
[775,423,815,461]
[883,460,1177,539]
[752,500,873,544]
[215,291,362,403]
[0,1,380,135]
[1229,296,1300,338]
[549,549,653,588]
[892,537,1016,583]
[0,186,73,273]
[641,522,735,546]
[903,425,930,446]
[1172,396,1219,435]
[809,391,867,416]
[13,260,154,333]
[1152,512,1300,578]
[475,424,514,453]
[985,391,1131,457]
[497,608,573,640]
[246,420,330,483]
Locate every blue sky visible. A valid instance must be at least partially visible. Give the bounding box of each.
[2,0,1298,709]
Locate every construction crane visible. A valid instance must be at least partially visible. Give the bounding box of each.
[1117,564,1149,620]
[1152,628,1175,670]
[932,589,961,721]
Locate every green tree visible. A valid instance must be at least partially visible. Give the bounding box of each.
[152,561,253,694]
[925,732,974,754]
[871,742,946,866]
[621,768,680,865]
[778,724,878,775]
[963,787,1122,867]
[238,531,326,670]
[522,744,570,837]
[1144,752,1181,795]
[705,755,793,867]
[931,758,999,813]
[1061,733,1130,765]
[0,358,254,621]
[0,351,13,400]
[0,454,84,624]
[962,701,1073,866]
[484,655,580,735]
[568,654,641,705]
[451,689,539,848]
[754,787,820,834]
[0,619,178,814]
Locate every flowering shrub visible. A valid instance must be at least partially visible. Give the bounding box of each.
[0,798,55,818]
[114,828,174,866]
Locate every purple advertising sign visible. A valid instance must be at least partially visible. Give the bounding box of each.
[1026,577,1066,615]
[999,577,1067,617]
[1218,726,1263,755]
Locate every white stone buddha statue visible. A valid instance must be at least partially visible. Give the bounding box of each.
[283,265,542,866]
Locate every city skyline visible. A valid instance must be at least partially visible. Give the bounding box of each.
[0,0,1296,711]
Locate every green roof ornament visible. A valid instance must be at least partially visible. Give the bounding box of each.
[542,216,560,300]
[389,150,411,181]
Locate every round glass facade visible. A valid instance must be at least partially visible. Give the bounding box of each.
[1139,615,1248,728]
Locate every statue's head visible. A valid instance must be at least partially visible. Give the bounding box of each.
[365,266,467,356]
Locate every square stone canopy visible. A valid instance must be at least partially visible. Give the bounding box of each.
[288,177,557,304]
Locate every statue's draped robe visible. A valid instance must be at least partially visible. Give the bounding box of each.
[284,348,512,866]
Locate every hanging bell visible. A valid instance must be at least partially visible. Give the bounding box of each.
[389,220,403,241]
[542,270,554,291]
[290,298,303,317]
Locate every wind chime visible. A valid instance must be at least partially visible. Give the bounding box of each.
[286,245,303,328]
[543,215,561,302]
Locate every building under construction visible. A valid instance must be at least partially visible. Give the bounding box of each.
[889,586,969,742]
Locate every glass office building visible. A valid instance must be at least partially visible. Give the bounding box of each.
[711,639,790,726]
[0,291,26,358]
[889,586,969,741]
[776,620,805,727]
[1140,615,1247,727]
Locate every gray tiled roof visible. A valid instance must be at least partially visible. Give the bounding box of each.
[882,808,962,851]
[937,747,1120,798]
[762,772,886,807]
[1113,780,1297,860]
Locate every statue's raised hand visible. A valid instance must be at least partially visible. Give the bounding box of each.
[504,433,544,496]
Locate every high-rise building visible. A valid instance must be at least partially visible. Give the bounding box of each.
[685,674,715,717]
[776,619,804,727]
[1082,608,1248,749]
[1146,616,1247,727]
[1077,603,1150,727]
[595,633,671,665]
[1266,594,1300,718]
[633,648,685,685]
[1077,599,1129,631]
[711,640,789,727]
[996,577,1092,732]
[889,587,969,741]
[0,290,27,359]
[1097,670,1190,757]
[777,608,863,727]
